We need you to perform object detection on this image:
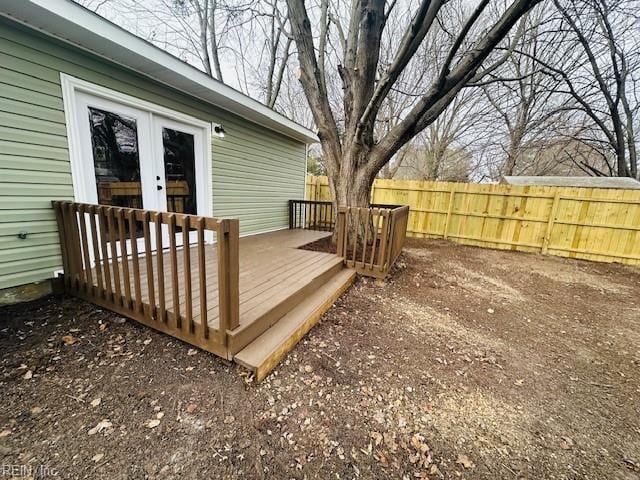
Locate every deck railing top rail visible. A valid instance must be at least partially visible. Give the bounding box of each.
[52,201,239,359]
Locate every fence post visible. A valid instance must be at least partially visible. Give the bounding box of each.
[443,185,456,239]
[542,190,561,255]
[217,218,240,348]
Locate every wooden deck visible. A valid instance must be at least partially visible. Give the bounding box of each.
[102,228,343,355]
[52,200,353,369]
[52,201,408,380]
[103,229,334,327]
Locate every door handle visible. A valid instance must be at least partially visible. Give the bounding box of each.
[157,185,163,191]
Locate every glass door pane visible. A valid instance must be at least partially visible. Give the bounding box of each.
[88,107,143,242]
[161,127,197,215]
[89,107,143,209]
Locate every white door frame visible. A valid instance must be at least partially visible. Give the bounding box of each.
[60,74,214,256]
[61,73,213,216]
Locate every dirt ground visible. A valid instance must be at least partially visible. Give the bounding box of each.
[0,239,639,480]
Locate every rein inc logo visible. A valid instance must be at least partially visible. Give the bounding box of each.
[1,465,59,478]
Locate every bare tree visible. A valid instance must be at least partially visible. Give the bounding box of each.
[475,5,567,176]
[381,88,489,181]
[285,0,543,208]
[78,0,295,108]
[547,0,639,177]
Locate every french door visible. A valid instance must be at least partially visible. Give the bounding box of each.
[72,90,210,259]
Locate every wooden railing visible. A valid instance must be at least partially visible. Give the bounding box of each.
[336,205,409,278]
[52,201,239,357]
[289,199,335,231]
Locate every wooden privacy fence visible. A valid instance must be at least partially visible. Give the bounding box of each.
[306,175,640,265]
[52,201,239,358]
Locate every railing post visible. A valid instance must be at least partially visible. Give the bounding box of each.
[62,202,84,290]
[336,208,346,258]
[384,210,398,268]
[288,200,294,229]
[52,201,71,290]
[217,218,240,347]
[377,210,391,273]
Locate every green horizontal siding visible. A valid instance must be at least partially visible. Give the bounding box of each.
[0,18,307,290]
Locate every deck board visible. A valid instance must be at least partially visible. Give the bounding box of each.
[88,229,334,331]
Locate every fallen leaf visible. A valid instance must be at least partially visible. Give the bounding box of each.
[30,406,43,415]
[88,419,112,435]
[156,412,165,420]
[23,370,33,380]
[224,415,235,424]
[92,453,105,463]
[360,443,373,456]
[0,430,11,438]
[62,335,78,345]
[410,433,429,453]
[560,436,574,450]
[90,398,102,407]
[99,323,108,331]
[146,419,161,429]
[187,349,198,356]
[456,454,475,469]
[304,365,314,373]
[514,379,524,386]
[143,338,152,346]
[185,403,197,413]
[487,308,495,314]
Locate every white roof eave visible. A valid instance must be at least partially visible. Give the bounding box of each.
[0,0,318,144]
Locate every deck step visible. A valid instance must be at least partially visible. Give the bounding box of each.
[226,255,345,356]
[234,268,356,382]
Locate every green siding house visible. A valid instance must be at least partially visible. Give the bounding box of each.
[0,0,317,296]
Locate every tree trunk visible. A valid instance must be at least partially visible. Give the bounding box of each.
[323,149,375,244]
[329,163,373,209]
[334,175,372,208]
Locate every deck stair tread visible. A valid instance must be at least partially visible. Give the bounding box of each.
[233,268,355,381]
[224,255,345,354]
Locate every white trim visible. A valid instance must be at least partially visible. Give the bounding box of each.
[0,0,318,144]
[61,74,212,129]
[60,73,213,220]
